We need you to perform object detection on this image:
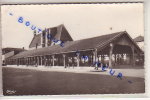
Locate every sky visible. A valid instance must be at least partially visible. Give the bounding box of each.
[1,3,144,49]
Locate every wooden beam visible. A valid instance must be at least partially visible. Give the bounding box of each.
[45,29,48,47]
[63,54,66,68]
[114,54,117,66]
[37,57,39,66]
[131,46,135,67]
[40,56,42,66]
[77,54,80,67]
[94,49,98,67]
[52,55,55,66]
[109,43,114,68]
[72,56,75,68]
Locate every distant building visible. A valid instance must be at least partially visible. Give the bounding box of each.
[5,24,143,68]
[134,36,144,65]
[2,47,26,65]
[134,36,144,51]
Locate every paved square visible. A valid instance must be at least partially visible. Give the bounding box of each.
[2,66,145,95]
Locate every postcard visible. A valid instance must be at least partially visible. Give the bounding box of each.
[0,3,145,96]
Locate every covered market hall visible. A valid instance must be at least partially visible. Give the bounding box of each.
[5,25,143,68]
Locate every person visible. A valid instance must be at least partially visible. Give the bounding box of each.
[94,62,101,70]
[101,63,108,71]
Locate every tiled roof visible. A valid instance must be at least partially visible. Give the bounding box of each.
[9,31,142,59]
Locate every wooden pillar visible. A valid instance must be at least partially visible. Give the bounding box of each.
[37,57,39,66]
[63,54,66,67]
[31,57,33,65]
[17,59,19,65]
[131,46,135,67]
[24,58,26,65]
[93,49,98,67]
[19,59,20,65]
[22,58,24,65]
[91,54,93,65]
[33,57,35,65]
[40,56,42,66]
[41,32,43,48]
[35,56,38,67]
[29,57,31,65]
[19,58,21,65]
[109,43,114,68]
[98,55,100,62]
[77,53,80,67]
[44,56,47,66]
[23,58,24,65]
[33,57,35,66]
[36,57,38,66]
[101,55,103,63]
[29,58,31,65]
[58,56,61,66]
[14,59,16,65]
[28,58,30,65]
[26,58,28,66]
[21,58,24,65]
[27,58,29,65]
[88,55,91,65]
[45,28,48,47]
[92,51,95,64]
[20,58,22,65]
[32,57,34,65]
[121,54,124,64]
[114,54,116,66]
[114,54,116,63]
[30,57,32,65]
[22,58,23,65]
[52,55,55,66]
[72,56,75,67]
[34,57,36,66]
[48,56,50,66]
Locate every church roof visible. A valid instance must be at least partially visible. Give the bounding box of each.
[8,31,143,59]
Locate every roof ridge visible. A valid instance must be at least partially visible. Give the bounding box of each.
[73,31,126,42]
[95,31,125,49]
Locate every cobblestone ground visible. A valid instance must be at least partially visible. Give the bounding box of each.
[2,66,145,95]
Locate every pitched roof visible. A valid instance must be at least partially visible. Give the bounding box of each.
[29,34,41,48]
[9,31,142,59]
[134,36,144,42]
[2,47,26,55]
[29,24,73,48]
